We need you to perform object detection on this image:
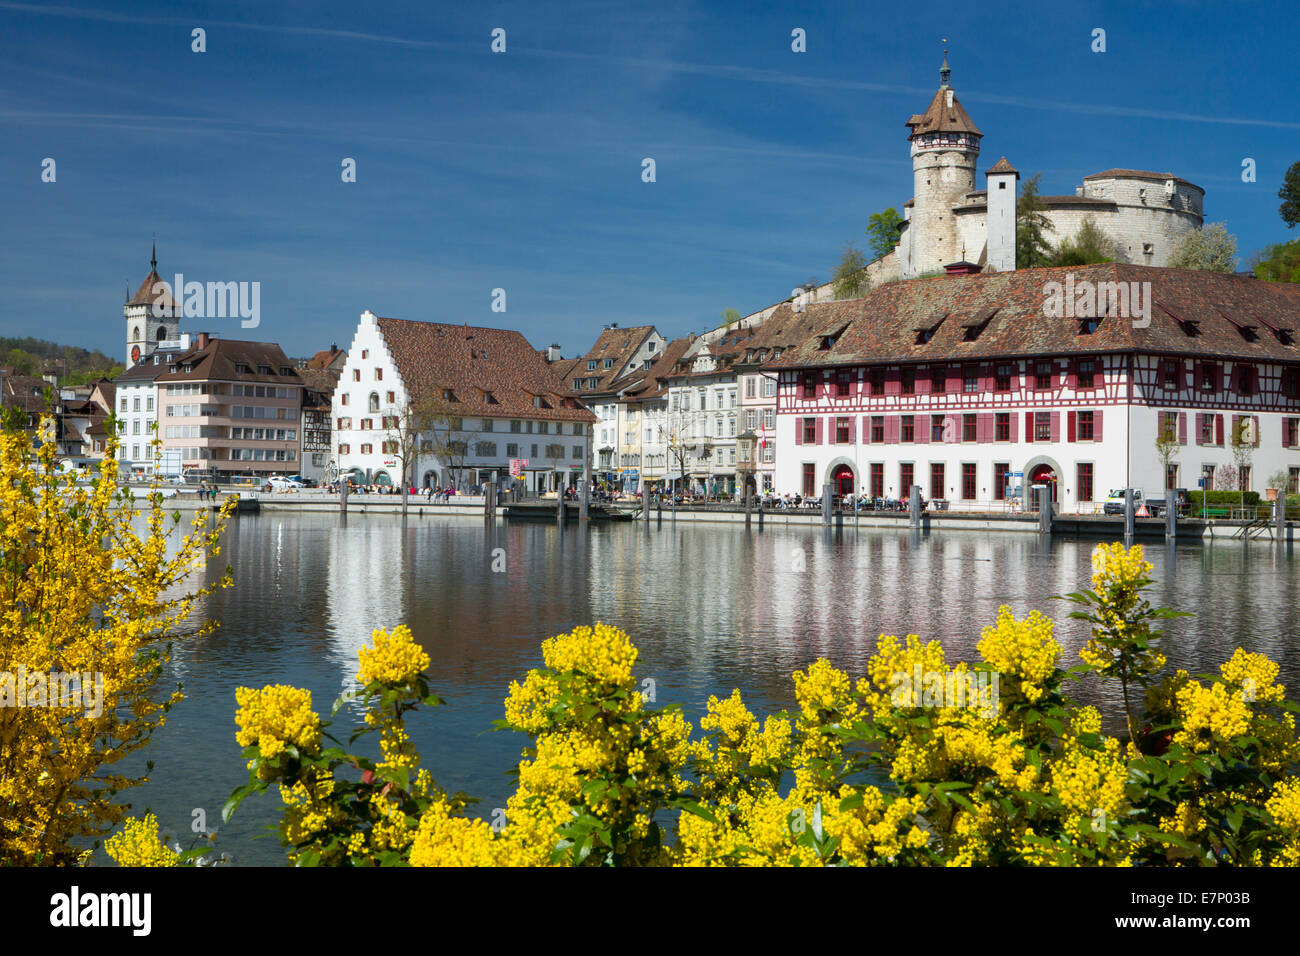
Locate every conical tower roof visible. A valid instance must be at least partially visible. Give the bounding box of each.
[906,85,982,140]
[128,243,178,309]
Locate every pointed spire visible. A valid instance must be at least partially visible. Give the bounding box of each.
[150,241,157,273]
[939,37,951,89]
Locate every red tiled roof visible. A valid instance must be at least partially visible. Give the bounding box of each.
[570,326,658,394]
[906,86,982,139]
[764,265,1300,370]
[128,269,179,309]
[155,339,303,385]
[620,335,695,402]
[374,317,597,423]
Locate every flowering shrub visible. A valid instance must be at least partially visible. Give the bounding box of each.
[0,414,231,865]
[156,542,1300,866]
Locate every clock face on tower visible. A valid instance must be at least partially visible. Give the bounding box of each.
[131,345,141,366]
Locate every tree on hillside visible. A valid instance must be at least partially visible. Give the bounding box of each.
[1168,222,1238,273]
[865,208,903,260]
[1050,216,1123,266]
[1250,238,1300,282]
[1279,160,1300,228]
[1016,173,1055,268]
[831,242,871,299]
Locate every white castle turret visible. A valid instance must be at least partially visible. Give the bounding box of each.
[124,243,179,367]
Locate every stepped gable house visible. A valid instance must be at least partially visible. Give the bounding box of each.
[765,264,1300,511]
[333,309,596,493]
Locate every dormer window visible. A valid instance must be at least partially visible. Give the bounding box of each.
[258,365,272,375]
[603,358,613,369]
[442,388,458,402]
[1078,318,1102,334]
[279,366,292,375]
[961,308,998,342]
[235,363,251,374]
[587,360,597,370]
[1158,304,1200,337]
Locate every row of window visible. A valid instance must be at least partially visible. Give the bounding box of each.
[231,384,297,399]
[668,388,739,413]
[120,395,154,412]
[742,376,779,399]
[799,361,1103,399]
[800,461,1099,503]
[231,406,298,421]
[230,448,298,462]
[796,361,1300,401]
[338,442,585,460]
[1158,360,1300,397]
[230,427,297,442]
[796,411,1102,445]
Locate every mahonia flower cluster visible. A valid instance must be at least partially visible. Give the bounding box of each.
[103,813,180,867]
[234,685,323,765]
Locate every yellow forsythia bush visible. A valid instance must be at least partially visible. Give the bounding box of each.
[0,414,231,865]
[107,542,1300,867]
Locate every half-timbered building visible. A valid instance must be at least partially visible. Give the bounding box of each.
[765,264,1300,512]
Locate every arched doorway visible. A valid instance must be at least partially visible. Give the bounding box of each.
[831,463,855,497]
[1029,464,1058,503]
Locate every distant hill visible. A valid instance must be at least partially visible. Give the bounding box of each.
[0,336,122,385]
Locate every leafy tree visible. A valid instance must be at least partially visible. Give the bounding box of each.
[1251,238,1300,282]
[0,415,231,864]
[1229,417,1256,513]
[1050,216,1122,266]
[1016,173,1055,268]
[1168,222,1238,273]
[720,308,740,329]
[1154,415,1181,491]
[831,242,870,299]
[865,208,903,260]
[1280,160,1300,228]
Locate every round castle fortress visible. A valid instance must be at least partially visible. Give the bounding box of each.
[843,52,1204,291]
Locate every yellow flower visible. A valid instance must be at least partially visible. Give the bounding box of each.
[234,684,322,763]
[104,814,179,867]
[357,624,430,686]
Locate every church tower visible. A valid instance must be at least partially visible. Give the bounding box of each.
[902,46,982,277]
[124,244,179,367]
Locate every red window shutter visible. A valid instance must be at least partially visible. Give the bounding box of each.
[1067,411,1077,442]
[1094,409,1104,441]
[795,419,803,445]
[915,417,930,444]
[1010,412,1020,443]
[885,369,900,394]
[815,417,824,445]
[1050,412,1061,442]
[1229,365,1241,394]
[861,415,870,443]
[1194,413,1203,445]
[1024,412,1035,443]
[1156,361,1167,389]
[886,415,899,444]
[916,373,931,395]
[1232,414,1241,444]
[946,414,960,443]
[848,417,856,444]
[1178,412,1187,445]
[1067,359,1078,390]
[980,365,994,392]
[947,368,962,393]
[978,412,993,443]
[1215,414,1224,445]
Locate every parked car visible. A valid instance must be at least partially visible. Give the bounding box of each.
[267,476,303,491]
[1102,489,1166,517]
[287,475,317,488]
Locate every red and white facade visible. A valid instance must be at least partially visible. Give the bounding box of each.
[769,267,1300,512]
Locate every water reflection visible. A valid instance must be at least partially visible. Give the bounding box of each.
[120,513,1298,865]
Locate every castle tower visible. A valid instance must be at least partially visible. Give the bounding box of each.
[124,243,179,367]
[902,46,982,277]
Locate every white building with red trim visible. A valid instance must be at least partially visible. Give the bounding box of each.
[767,265,1300,512]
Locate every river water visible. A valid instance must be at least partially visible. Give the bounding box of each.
[105,512,1300,865]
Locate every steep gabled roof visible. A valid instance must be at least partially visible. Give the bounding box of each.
[374,317,596,423]
[765,265,1300,370]
[571,326,658,393]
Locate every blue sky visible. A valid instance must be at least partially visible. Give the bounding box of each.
[2,0,1297,362]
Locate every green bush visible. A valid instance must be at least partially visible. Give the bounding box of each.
[1187,490,1260,509]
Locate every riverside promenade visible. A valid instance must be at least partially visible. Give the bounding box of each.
[141,487,1296,542]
